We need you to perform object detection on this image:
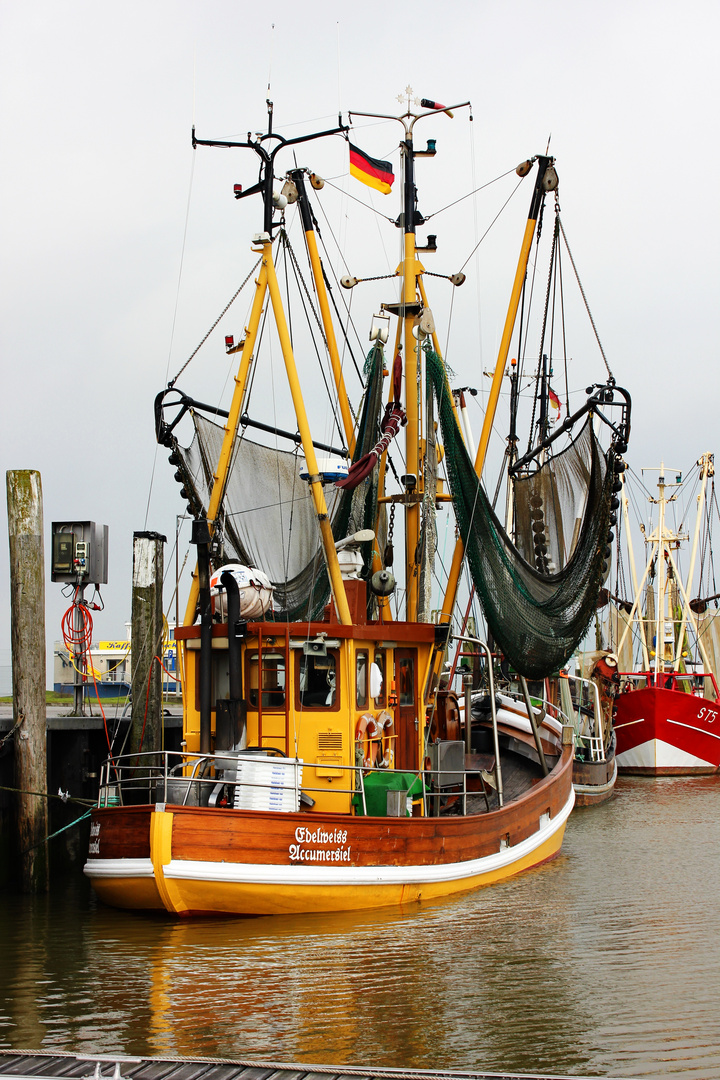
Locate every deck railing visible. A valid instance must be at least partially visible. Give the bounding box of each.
[96,747,516,818]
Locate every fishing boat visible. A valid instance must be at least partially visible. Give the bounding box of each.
[459,660,618,809]
[84,96,629,916]
[561,658,618,805]
[609,455,720,774]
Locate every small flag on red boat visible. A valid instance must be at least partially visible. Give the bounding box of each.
[349,143,395,195]
[548,388,561,412]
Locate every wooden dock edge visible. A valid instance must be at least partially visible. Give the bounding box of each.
[0,1047,629,1080]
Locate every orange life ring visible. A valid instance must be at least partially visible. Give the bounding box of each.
[377,709,395,769]
[355,712,382,768]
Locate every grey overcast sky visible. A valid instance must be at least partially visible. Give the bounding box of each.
[1,0,719,684]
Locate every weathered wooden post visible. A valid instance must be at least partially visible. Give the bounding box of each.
[130,531,166,756]
[6,469,49,892]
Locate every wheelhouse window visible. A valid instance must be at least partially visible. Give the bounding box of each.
[372,650,386,707]
[398,656,415,706]
[297,651,338,709]
[356,651,369,709]
[247,651,286,709]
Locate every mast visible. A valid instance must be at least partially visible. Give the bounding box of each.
[674,453,713,667]
[348,97,471,622]
[401,131,421,621]
[290,168,356,456]
[504,358,520,535]
[619,460,716,679]
[183,105,354,627]
[654,463,667,681]
[620,472,650,669]
[538,353,549,449]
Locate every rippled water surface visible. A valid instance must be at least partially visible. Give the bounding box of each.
[1,777,719,1078]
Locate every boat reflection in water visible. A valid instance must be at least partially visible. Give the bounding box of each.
[4,776,720,1078]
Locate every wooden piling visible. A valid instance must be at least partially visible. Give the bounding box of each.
[130,531,166,756]
[6,469,48,892]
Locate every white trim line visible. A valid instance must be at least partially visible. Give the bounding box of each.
[83,858,154,879]
[162,790,575,888]
[666,718,720,741]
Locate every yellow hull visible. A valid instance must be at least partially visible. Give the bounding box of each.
[91,876,166,910]
[167,826,566,915]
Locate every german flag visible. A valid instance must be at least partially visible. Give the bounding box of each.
[349,142,395,195]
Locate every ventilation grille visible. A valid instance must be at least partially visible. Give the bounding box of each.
[318,732,343,751]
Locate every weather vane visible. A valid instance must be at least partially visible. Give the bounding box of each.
[397,85,421,110]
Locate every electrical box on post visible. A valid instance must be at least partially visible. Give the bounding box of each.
[51,521,109,584]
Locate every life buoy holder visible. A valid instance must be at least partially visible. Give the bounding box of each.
[376,709,395,769]
[355,712,383,769]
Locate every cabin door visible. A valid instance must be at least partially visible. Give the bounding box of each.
[394,648,418,771]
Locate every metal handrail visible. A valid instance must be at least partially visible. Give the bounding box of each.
[556,675,605,761]
[95,747,502,817]
[449,634,504,806]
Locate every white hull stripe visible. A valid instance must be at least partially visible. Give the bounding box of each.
[83,791,574,887]
[666,718,720,741]
[84,857,154,879]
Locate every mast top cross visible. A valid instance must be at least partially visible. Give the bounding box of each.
[397,86,422,112]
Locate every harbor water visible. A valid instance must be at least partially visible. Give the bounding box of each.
[1,776,718,1079]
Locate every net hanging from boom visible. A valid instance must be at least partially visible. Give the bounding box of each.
[513,418,597,574]
[426,348,616,679]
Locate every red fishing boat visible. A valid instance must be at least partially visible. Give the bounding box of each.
[612,455,720,774]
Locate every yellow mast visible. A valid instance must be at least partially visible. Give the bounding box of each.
[291,169,357,457]
[183,112,354,627]
[182,262,269,626]
[263,240,352,625]
[438,156,558,625]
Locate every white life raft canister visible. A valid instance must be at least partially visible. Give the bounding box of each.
[209,564,274,620]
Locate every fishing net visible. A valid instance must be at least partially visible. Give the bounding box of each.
[513,418,597,573]
[426,348,616,679]
[174,346,386,621]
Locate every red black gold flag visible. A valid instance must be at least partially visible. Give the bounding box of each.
[349,142,395,195]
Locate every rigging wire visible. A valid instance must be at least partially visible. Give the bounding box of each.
[425,166,519,220]
[458,176,525,273]
[281,231,347,449]
[310,203,364,388]
[525,206,556,456]
[167,257,263,389]
[144,150,200,529]
[165,153,198,387]
[556,235,570,414]
[314,193,374,376]
[321,176,396,222]
[558,216,614,383]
